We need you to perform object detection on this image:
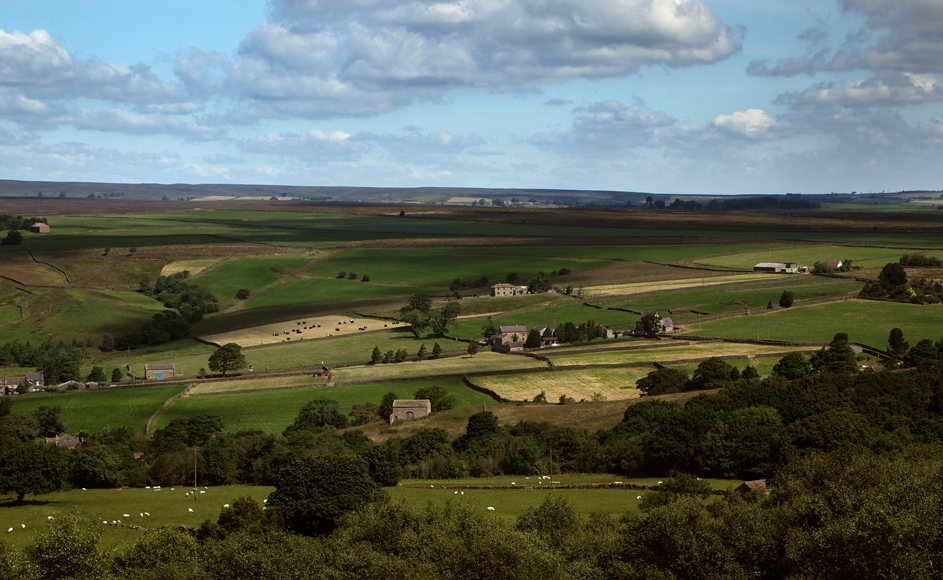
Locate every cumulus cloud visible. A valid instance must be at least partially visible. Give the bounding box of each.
[748,0,943,77]
[778,73,943,107]
[530,100,676,155]
[361,130,487,161]
[227,0,740,118]
[712,109,779,139]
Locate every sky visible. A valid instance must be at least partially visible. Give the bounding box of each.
[1,0,942,194]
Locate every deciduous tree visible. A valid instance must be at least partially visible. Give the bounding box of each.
[208,343,246,376]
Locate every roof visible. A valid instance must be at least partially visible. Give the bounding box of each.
[26,372,44,382]
[145,364,175,371]
[736,479,770,494]
[392,399,431,408]
[754,262,787,268]
[491,283,518,288]
[661,318,673,326]
[499,325,527,334]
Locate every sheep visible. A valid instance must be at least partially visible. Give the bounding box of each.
[461,491,464,495]
[102,521,108,525]
[637,496,642,500]
[511,482,516,485]
[657,481,663,484]
[263,499,267,503]
[123,514,131,518]
[20,524,25,529]
[199,491,206,494]
[188,508,194,513]
[139,513,143,517]
[454,491,458,495]
[47,516,54,520]
[144,512,150,517]
[81,488,86,491]
[486,507,495,512]
[112,521,117,525]
[223,504,230,508]
[7,528,11,533]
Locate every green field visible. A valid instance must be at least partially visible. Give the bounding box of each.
[244,278,427,309]
[10,384,186,435]
[1,300,162,344]
[154,377,495,433]
[690,299,943,346]
[191,255,313,298]
[546,342,812,366]
[305,247,615,288]
[693,245,943,270]
[475,367,646,402]
[601,276,862,318]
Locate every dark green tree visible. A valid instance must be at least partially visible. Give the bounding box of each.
[217,495,265,534]
[0,442,69,502]
[349,403,380,426]
[524,328,542,348]
[741,365,760,380]
[370,345,382,364]
[810,335,858,375]
[284,398,348,433]
[0,412,40,442]
[431,342,442,359]
[772,351,811,380]
[87,366,106,383]
[467,342,479,356]
[111,367,123,383]
[99,334,114,352]
[378,392,397,420]
[779,290,795,308]
[430,302,461,337]
[235,288,250,300]
[888,327,909,359]
[482,316,499,339]
[24,514,109,579]
[417,343,427,360]
[402,292,432,315]
[636,368,689,396]
[208,343,246,376]
[690,357,736,390]
[879,262,908,290]
[33,405,65,437]
[268,455,383,536]
[1,231,23,245]
[414,385,456,412]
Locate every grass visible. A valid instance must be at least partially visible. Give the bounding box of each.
[331,352,548,384]
[191,255,313,299]
[474,368,646,402]
[160,258,223,277]
[243,278,427,309]
[0,249,70,286]
[155,377,495,433]
[599,276,861,316]
[583,274,768,297]
[305,247,615,288]
[10,384,186,435]
[688,299,943,346]
[693,245,943,270]
[1,300,161,344]
[0,486,273,552]
[64,289,167,310]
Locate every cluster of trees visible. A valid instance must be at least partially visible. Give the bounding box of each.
[370,341,444,364]
[861,259,943,303]
[337,270,371,281]
[642,195,818,211]
[812,259,854,273]
[449,275,490,291]
[0,214,47,231]
[399,293,461,337]
[0,339,86,386]
[899,253,943,267]
[138,271,220,323]
[114,310,192,351]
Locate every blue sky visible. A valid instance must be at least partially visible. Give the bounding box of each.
[1,0,942,194]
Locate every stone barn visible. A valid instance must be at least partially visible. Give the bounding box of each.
[29,223,50,233]
[144,363,182,380]
[390,399,432,424]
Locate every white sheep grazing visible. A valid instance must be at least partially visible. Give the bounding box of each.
[188,508,194,513]
[102,521,108,525]
[144,512,150,517]
[112,521,117,525]
[20,524,25,529]
[461,492,464,495]
[263,499,267,503]
[454,491,458,495]
[486,507,495,512]
[47,516,54,520]
[199,491,206,494]
[223,504,230,508]
[657,481,663,484]
[140,513,144,517]
[511,482,516,485]
[123,514,130,518]
[81,488,86,491]
[637,496,642,500]
[7,528,11,533]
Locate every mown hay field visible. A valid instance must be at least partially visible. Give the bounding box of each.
[545,342,814,366]
[689,299,943,346]
[201,315,387,347]
[583,273,767,297]
[10,384,186,435]
[474,367,648,402]
[156,377,494,433]
[159,258,223,277]
[331,352,547,384]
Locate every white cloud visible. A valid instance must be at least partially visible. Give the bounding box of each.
[227,0,740,118]
[778,73,943,107]
[712,109,778,139]
[239,128,369,161]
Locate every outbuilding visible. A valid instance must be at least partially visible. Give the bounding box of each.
[390,399,432,424]
[29,223,50,234]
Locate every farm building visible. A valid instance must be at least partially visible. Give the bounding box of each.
[29,222,50,233]
[44,434,80,448]
[144,363,182,380]
[736,479,770,496]
[931,279,943,293]
[859,361,885,373]
[26,372,45,392]
[390,399,432,424]
[822,259,843,269]
[491,325,528,352]
[753,262,800,273]
[1,375,25,395]
[635,313,673,336]
[491,283,529,296]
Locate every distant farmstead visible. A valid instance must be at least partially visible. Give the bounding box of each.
[390,399,432,424]
[491,283,528,296]
[491,325,528,352]
[753,262,800,273]
[29,223,50,233]
[144,363,182,380]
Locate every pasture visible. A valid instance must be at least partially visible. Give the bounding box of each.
[474,367,647,402]
[190,255,314,299]
[243,278,428,309]
[583,273,767,298]
[155,377,495,433]
[1,298,163,344]
[448,302,642,339]
[330,351,548,384]
[189,374,328,395]
[159,258,223,277]
[692,245,943,270]
[304,247,616,288]
[10,384,186,435]
[689,299,943,346]
[0,249,70,286]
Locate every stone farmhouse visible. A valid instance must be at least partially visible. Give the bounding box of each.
[491,325,528,352]
[635,313,673,336]
[390,399,432,424]
[753,262,801,273]
[491,283,529,296]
